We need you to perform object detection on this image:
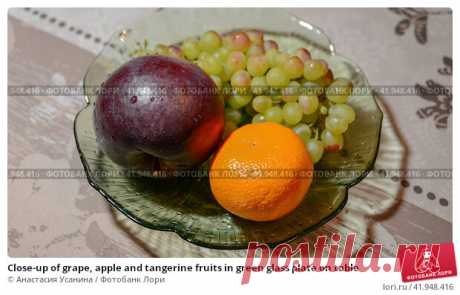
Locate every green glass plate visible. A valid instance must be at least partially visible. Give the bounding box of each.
[75,8,383,249]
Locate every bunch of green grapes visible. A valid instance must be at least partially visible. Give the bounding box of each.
[130,30,356,164]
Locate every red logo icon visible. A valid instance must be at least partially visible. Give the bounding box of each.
[399,242,457,282]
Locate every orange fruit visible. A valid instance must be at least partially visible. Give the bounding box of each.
[209,122,313,221]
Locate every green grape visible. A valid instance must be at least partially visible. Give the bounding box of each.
[283,56,304,79]
[201,56,223,76]
[275,52,290,68]
[303,59,328,81]
[228,95,252,109]
[298,95,319,115]
[282,102,303,125]
[265,48,279,68]
[303,81,322,96]
[247,30,264,45]
[198,51,212,61]
[168,45,184,59]
[266,67,290,88]
[252,95,272,113]
[292,123,312,141]
[329,104,356,123]
[302,111,319,124]
[251,76,267,95]
[306,139,324,163]
[210,75,223,90]
[231,70,252,90]
[295,47,311,62]
[326,78,353,104]
[272,96,283,104]
[213,46,231,63]
[229,32,251,52]
[225,51,247,75]
[246,44,265,57]
[281,81,300,102]
[199,31,222,52]
[181,38,201,60]
[224,108,242,124]
[312,69,333,87]
[252,114,266,124]
[264,106,283,123]
[221,65,233,82]
[154,44,169,55]
[263,40,279,51]
[325,116,348,135]
[321,130,344,152]
[195,59,206,72]
[222,34,232,48]
[247,55,269,77]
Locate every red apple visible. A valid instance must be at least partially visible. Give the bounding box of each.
[94,55,224,170]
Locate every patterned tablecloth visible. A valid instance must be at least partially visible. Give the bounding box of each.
[8,8,452,257]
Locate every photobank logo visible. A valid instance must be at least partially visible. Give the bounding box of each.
[398,242,457,282]
[416,248,440,274]
[241,233,457,284]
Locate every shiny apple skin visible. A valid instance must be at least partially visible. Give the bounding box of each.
[94,55,224,169]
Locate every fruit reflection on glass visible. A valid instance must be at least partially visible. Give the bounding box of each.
[94,29,357,222]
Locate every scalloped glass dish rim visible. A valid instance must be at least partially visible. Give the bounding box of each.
[75,12,383,249]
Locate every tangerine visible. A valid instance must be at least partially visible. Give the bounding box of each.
[209,122,313,221]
